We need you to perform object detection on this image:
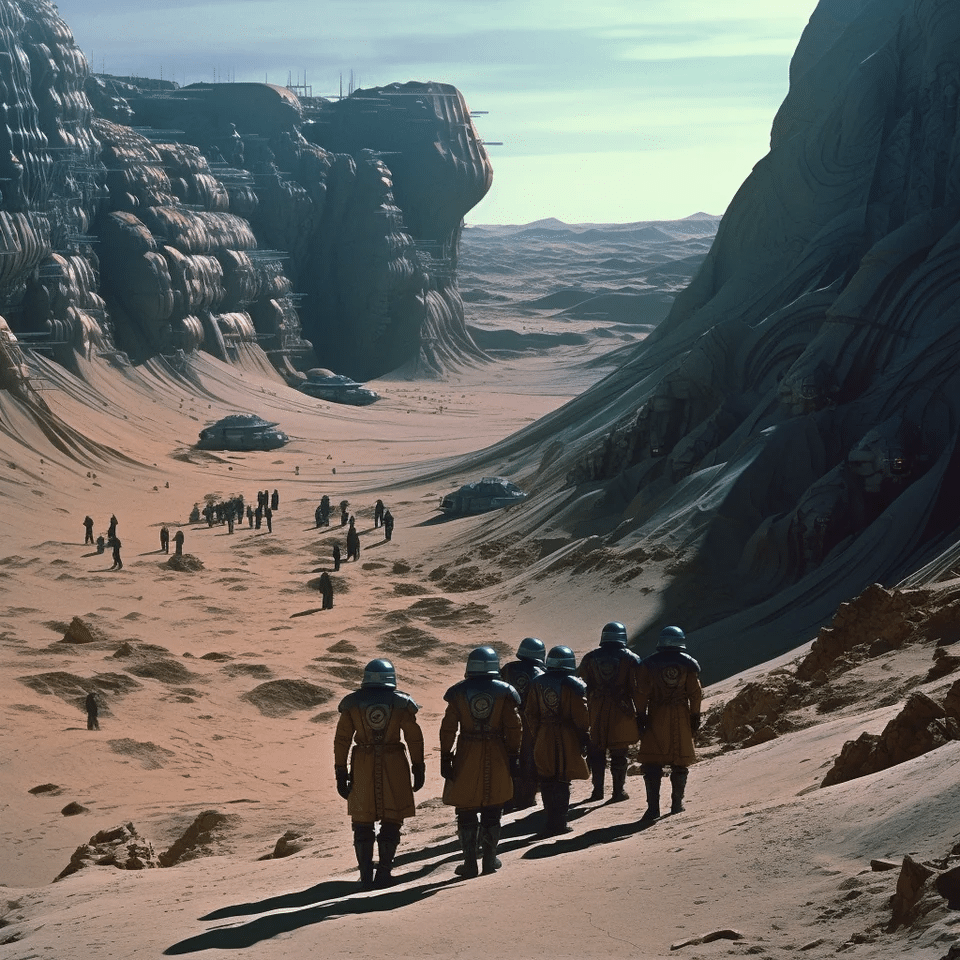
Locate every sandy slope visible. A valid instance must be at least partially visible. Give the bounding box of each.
[0,319,958,959]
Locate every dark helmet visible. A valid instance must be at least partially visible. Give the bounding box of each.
[545,645,577,672]
[465,646,501,677]
[657,625,686,650]
[361,658,397,688]
[600,621,628,646]
[517,636,546,664]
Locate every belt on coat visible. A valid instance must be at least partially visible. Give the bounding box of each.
[460,731,505,741]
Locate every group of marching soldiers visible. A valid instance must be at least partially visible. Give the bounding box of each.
[333,622,702,889]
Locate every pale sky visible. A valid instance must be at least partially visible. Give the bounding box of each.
[52,0,818,224]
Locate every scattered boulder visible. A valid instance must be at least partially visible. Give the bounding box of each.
[240,679,332,717]
[166,554,204,572]
[28,783,61,796]
[61,801,88,816]
[927,647,960,682]
[124,659,197,684]
[822,693,960,787]
[944,679,960,723]
[888,855,937,931]
[267,830,315,859]
[716,673,804,743]
[54,823,160,881]
[796,585,917,681]
[159,810,234,867]
[106,739,176,770]
[59,616,107,645]
[670,929,744,950]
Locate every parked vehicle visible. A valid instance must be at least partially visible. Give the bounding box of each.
[439,477,527,515]
[197,414,289,451]
[298,369,380,406]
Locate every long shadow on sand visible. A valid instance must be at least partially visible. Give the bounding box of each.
[521,816,655,859]
[163,877,459,954]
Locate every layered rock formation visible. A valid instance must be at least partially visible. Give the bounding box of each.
[0,1,491,387]
[526,0,960,677]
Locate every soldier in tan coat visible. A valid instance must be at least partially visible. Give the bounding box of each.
[525,645,590,836]
[636,625,702,821]
[577,621,644,802]
[440,647,523,877]
[334,659,425,888]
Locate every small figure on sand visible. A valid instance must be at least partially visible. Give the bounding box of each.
[109,536,123,571]
[636,625,702,822]
[83,515,94,545]
[159,525,170,553]
[265,505,273,533]
[440,647,522,877]
[383,509,394,542]
[526,646,590,836]
[271,489,279,511]
[346,520,360,561]
[374,499,385,528]
[107,514,118,541]
[189,504,201,524]
[334,658,425,889]
[174,529,185,555]
[318,571,334,609]
[85,691,100,730]
[332,541,341,571]
[340,500,349,526]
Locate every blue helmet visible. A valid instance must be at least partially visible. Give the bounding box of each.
[657,625,686,650]
[600,621,628,646]
[545,645,577,672]
[517,637,546,664]
[362,658,397,688]
[465,646,501,677]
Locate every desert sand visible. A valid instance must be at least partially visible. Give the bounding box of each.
[0,230,958,960]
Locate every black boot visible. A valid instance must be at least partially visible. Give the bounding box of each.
[640,767,662,822]
[353,825,375,890]
[456,815,479,878]
[610,754,629,802]
[374,823,401,888]
[670,767,688,814]
[480,819,502,875]
[541,782,571,836]
[588,750,606,801]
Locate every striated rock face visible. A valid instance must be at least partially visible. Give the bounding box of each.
[545,0,960,677]
[0,2,491,386]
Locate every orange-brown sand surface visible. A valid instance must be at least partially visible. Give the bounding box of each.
[1,329,958,960]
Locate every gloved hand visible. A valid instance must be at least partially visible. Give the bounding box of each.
[335,765,351,800]
[690,713,701,734]
[412,763,426,792]
[440,753,455,779]
[509,755,521,778]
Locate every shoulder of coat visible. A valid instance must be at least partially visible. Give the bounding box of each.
[489,678,521,704]
[678,652,701,673]
[392,689,420,712]
[443,680,466,703]
[562,674,588,694]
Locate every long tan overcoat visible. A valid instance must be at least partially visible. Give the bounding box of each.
[635,649,702,767]
[440,676,523,809]
[525,671,590,782]
[577,644,644,751]
[334,686,425,823]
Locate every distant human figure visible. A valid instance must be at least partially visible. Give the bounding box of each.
[173,530,185,555]
[255,505,262,529]
[204,503,215,527]
[340,500,350,526]
[83,516,94,545]
[189,504,201,524]
[109,536,123,571]
[107,515,118,541]
[315,504,323,528]
[383,510,394,542]
[333,542,341,571]
[320,495,331,526]
[265,506,273,533]
[227,513,234,534]
[319,571,334,609]
[271,489,279,511]
[96,535,105,555]
[374,499,385,528]
[85,691,100,730]
[246,505,254,528]
[347,524,360,561]
[159,526,170,553]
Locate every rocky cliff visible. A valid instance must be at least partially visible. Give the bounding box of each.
[513,0,960,677]
[0,0,491,390]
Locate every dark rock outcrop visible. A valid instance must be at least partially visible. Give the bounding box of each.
[0,2,491,393]
[505,0,960,679]
[55,822,160,880]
